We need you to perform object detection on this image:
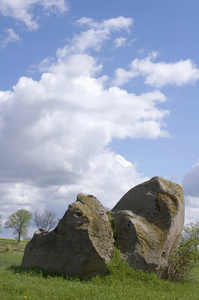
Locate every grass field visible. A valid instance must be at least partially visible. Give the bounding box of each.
[0,238,198,300]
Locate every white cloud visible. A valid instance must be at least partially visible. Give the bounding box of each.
[1,28,21,48]
[182,161,199,224]
[114,37,127,48]
[77,16,134,31]
[113,67,138,86]
[41,0,68,13]
[57,16,134,57]
[0,13,198,236]
[114,51,199,88]
[0,37,169,227]
[0,0,68,30]
[182,161,199,197]
[47,152,148,211]
[0,16,179,237]
[0,53,169,187]
[0,150,148,238]
[184,196,199,224]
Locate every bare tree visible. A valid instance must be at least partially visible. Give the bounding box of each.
[33,210,58,231]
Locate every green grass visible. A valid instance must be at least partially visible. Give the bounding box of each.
[0,238,198,300]
[0,238,27,253]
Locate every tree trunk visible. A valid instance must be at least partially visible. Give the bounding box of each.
[18,231,21,243]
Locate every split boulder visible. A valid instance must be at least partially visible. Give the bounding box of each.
[112,176,184,276]
[22,193,114,277]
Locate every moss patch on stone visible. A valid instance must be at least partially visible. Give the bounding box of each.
[157,193,178,217]
[106,211,117,242]
[74,194,114,260]
[133,216,168,262]
[158,177,184,204]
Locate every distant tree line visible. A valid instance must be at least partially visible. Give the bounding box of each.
[1,209,58,243]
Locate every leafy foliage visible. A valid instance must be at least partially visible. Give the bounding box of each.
[5,209,32,243]
[33,210,58,231]
[106,211,117,241]
[162,221,199,280]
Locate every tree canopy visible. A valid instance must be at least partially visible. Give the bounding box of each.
[5,209,32,243]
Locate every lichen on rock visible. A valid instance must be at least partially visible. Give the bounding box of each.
[22,176,184,279]
[22,193,114,277]
[112,176,184,276]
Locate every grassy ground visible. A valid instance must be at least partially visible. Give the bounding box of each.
[0,238,198,300]
[0,238,27,253]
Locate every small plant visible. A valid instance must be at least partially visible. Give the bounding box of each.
[5,245,11,252]
[107,247,158,283]
[106,211,117,241]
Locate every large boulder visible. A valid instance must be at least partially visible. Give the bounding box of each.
[22,193,114,277]
[112,176,184,276]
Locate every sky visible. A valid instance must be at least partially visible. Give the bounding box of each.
[0,0,199,238]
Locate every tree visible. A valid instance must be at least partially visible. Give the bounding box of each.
[33,210,58,231]
[5,209,32,243]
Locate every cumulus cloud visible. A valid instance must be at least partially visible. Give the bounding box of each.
[0,151,148,237]
[3,16,189,239]
[0,53,169,187]
[0,0,68,30]
[0,18,171,229]
[1,28,21,48]
[113,67,138,86]
[114,51,199,87]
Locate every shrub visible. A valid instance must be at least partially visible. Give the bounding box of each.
[5,245,11,252]
[163,221,199,280]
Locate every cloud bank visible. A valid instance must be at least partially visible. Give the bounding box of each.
[1,15,198,235]
[0,17,170,226]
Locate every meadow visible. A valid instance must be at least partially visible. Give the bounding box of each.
[0,238,198,300]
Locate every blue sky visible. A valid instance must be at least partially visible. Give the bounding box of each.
[0,0,199,237]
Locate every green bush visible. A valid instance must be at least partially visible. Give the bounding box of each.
[163,221,199,280]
